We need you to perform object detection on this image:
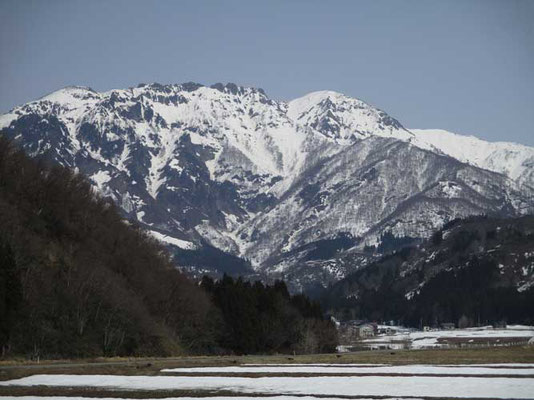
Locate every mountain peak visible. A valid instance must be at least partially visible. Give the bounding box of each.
[210,82,265,95]
[296,90,348,100]
[132,81,267,98]
[38,85,98,104]
[288,90,406,142]
[288,90,352,116]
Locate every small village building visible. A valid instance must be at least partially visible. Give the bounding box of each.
[358,324,376,338]
[337,321,377,341]
[441,323,455,330]
[378,326,397,335]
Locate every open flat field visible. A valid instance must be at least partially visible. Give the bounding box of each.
[1,346,534,399]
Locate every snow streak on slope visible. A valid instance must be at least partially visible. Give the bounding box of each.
[148,230,197,250]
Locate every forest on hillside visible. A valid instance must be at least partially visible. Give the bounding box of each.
[322,216,534,327]
[0,137,336,359]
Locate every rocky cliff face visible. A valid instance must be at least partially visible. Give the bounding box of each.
[1,83,532,290]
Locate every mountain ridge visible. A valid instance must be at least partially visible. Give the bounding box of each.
[1,82,533,290]
[3,83,532,184]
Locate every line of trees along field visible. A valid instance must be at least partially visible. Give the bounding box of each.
[201,276,337,354]
[0,137,337,359]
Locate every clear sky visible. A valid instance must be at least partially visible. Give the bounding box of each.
[1,0,533,145]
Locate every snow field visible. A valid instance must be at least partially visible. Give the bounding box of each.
[161,364,534,375]
[2,372,534,399]
[0,397,421,400]
[361,326,534,349]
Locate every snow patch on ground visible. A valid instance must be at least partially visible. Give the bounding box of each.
[161,364,534,375]
[361,326,534,349]
[90,170,112,189]
[2,374,533,399]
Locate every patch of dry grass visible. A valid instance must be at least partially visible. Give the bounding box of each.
[1,345,534,381]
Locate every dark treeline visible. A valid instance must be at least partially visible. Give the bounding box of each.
[0,137,336,359]
[323,216,534,328]
[328,256,534,327]
[201,275,337,354]
[407,257,534,327]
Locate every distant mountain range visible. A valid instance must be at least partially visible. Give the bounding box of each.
[1,82,533,291]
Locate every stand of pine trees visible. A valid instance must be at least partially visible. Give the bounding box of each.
[201,275,337,354]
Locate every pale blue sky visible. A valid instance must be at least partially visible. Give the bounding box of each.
[1,0,533,145]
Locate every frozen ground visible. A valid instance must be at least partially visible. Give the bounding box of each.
[161,364,534,375]
[0,397,423,400]
[245,362,534,367]
[2,368,534,399]
[244,363,387,366]
[358,325,534,349]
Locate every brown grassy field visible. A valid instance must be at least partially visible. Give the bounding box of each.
[1,345,533,381]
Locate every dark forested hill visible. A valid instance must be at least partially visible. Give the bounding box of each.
[0,137,336,358]
[0,137,219,358]
[322,215,534,327]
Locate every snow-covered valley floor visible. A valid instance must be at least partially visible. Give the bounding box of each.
[161,363,534,375]
[348,325,534,351]
[2,363,534,399]
[0,397,426,400]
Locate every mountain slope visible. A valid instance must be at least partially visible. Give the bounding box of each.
[409,129,534,189]
[322,215,534,325]
[1,83,533,289]
[240,135,531,288]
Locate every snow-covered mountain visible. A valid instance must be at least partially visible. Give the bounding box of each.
[409,129,534,190]
[1,83,533,290]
